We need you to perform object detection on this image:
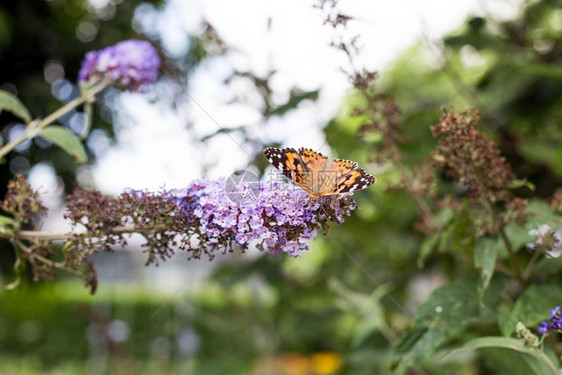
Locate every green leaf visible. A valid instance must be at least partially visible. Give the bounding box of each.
[504,223,533,251]
[0,215,15,237]
[525,201,562,230]
[40,126,88,163]
[5,251,24,291]
[519,62,562,80]
[266,88,319,117]
[501,284,562,336]
[62,241,74,252]
[417,233,439,268]
[391,328,448,375]
[534,254,562,276]
[391,277,504,374]
[474,237,501,301]
[442,337,558,375]
[506,178,535,191]
[5,276,21,290]
[0,215,15,228]
[497,303,512,335]
[413,277,502,328]
[417,207,457,268]
[443,336,529,355]
[0,227,14,237]
[330,279,391,346]
[0,90,32,123]
[437,209,476,255]
[201,126,247,142]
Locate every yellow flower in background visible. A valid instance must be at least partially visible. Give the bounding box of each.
[310,352,343,374]
[254,351,342,375]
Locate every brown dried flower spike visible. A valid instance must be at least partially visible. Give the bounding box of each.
[430,108,515,203]
[1,175,46,224]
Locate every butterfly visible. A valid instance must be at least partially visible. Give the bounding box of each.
[263,147,376,197]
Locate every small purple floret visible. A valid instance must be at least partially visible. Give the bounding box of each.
[78,39,160,91]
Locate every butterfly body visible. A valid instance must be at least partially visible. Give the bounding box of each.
[264,147,376,197]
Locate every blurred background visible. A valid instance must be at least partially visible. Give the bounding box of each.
[2,0,562,373]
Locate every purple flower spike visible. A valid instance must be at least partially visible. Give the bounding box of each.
[537,306,562,335]
[78,39,160,91]
[66,177,358,265]
[152,178,358,258]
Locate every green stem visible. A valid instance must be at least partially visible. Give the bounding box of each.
[470,163,525,287]
[14,238,82,277]
[495,259,514,278]
[522,245,546,284]
[396,164,441,232]
[1,223,168,278]
[0,80,111,160]
[4,224,168,242]
[498,226,525,287]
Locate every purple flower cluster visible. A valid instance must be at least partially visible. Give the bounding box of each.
[164,178,357,257]
[538,306,562,334]
[78,39,160,91]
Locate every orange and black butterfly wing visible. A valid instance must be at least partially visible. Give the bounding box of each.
[328,158,357,177]
[331,167,376,194]
[297,148,328,193]
[264,147,311,192]
[264,147,376,195]
[298,147,328,172]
